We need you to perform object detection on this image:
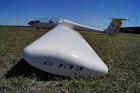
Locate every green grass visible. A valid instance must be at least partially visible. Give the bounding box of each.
[0,26,140,93]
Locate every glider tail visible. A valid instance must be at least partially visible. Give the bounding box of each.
[105,18,128,35]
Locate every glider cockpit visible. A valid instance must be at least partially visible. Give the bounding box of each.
[29,17,63,24]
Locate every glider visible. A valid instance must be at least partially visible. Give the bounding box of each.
[22,17,128,77]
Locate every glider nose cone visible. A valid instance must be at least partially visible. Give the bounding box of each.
[103,65,108,75]
[90,60,108,76]
[22,48,32,62]
[22,47,37,63]
[28,21,36,25]
[98,64,108,76]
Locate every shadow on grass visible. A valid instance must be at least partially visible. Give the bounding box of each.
[6,58,70,81]
[98,33,115,36]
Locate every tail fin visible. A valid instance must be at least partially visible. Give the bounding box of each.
[105,18,128,34]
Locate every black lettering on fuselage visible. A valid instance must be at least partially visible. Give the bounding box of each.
[43,61,83,70]
[64,65,74,69]
[43,61,53,66]
[75,66,83,70]
[59,64,63,67]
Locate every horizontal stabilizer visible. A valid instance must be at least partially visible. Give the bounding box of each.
[109,18,129,20]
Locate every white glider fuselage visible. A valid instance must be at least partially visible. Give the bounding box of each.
[23,25,108,77]
[29,18,104,32]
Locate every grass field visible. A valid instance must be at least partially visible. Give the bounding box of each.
[0,26,140,93]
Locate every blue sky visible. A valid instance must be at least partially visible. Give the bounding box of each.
[0,0,139,29]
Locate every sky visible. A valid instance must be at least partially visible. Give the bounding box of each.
[0,0,140,29]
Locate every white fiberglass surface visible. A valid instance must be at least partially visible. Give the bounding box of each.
[25,25,102,62]
[23,25,108,76]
